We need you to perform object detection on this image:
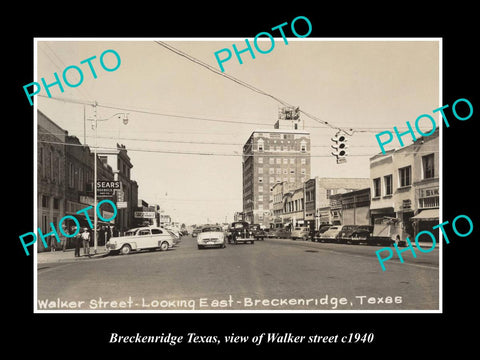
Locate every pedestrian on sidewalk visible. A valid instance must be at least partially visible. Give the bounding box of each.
[81,228,91,257]
[73,226,81,257]
[50,236,56,252]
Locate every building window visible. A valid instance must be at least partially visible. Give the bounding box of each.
[301,158,306,165]
[276,158,281,164]
[326,189,332,198]
[373,177,381,197]
[258,157,263,164]
[283,169,287,175]
[269,177,274,183]
[276,168,281,174]
[384,175,393,195]
[422,154,434,179]
[258,195,263,202]
[290,177,295,183]
[269,158,274,165]
[258,177,263,183]
[399,166,412,187]
[258,186,263,192]
[301,168,306,175]
[53,198,59,210]
[290,158,295,164]
[283,158,288,164]
[269,168,274,174]
[300,141,307,152]
[258,139,264,152]
[290,169,295,174]
[42,195,49,208]
[258,168,263,174]
[69,163,75,188]
[258,204,264,210]
[78,167,83,191]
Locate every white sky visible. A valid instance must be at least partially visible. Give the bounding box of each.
[36,38,440,225]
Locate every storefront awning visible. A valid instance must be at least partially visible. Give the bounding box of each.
[411,209,439,221]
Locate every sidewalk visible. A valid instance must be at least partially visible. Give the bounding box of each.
[36,246,108,264]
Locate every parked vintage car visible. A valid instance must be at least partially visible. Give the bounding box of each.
[312,225,332,242]
[197,225,226,249]
[290,226,310,241]
[227,221,255,244]
[106,227,176,255]
[250,224,267,241]
[318,225,345,242]
[343,225,374,244]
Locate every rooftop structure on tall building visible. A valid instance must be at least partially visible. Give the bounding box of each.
[243,107,310,227]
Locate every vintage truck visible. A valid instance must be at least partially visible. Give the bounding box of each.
[368,217,409,247]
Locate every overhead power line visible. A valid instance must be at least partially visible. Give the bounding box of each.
[38,95,393,133]
[38,139,438,158]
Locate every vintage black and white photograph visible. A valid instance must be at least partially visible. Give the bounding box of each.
[33,38,441,312]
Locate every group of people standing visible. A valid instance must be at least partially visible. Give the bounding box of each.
[72,225,115,257]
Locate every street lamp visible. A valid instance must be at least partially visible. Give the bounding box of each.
[88,102,129,254]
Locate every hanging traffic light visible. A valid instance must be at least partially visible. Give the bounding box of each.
[331,131,349,164]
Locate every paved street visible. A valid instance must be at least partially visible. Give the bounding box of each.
[37,235,439,311]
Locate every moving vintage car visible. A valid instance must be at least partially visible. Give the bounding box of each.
[227,221,255,245]
[191,227,201,237]
[106,227,176,255]
[290,226,310,241]
[197,225,226,249]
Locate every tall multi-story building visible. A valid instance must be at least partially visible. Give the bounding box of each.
[242,107,310,227]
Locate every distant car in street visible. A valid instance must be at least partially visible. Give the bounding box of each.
[250,224,267,241]
[272,227,291,239]
[192,227,201,237]
[318,225,345,243]
[106,227,176,255]
[197,225,226,249]
[290,226,310,241]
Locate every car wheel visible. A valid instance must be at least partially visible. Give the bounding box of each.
[160,241,169,251]
[251,240,254,244]
[120,244,131,255]
[197,245,203,250]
